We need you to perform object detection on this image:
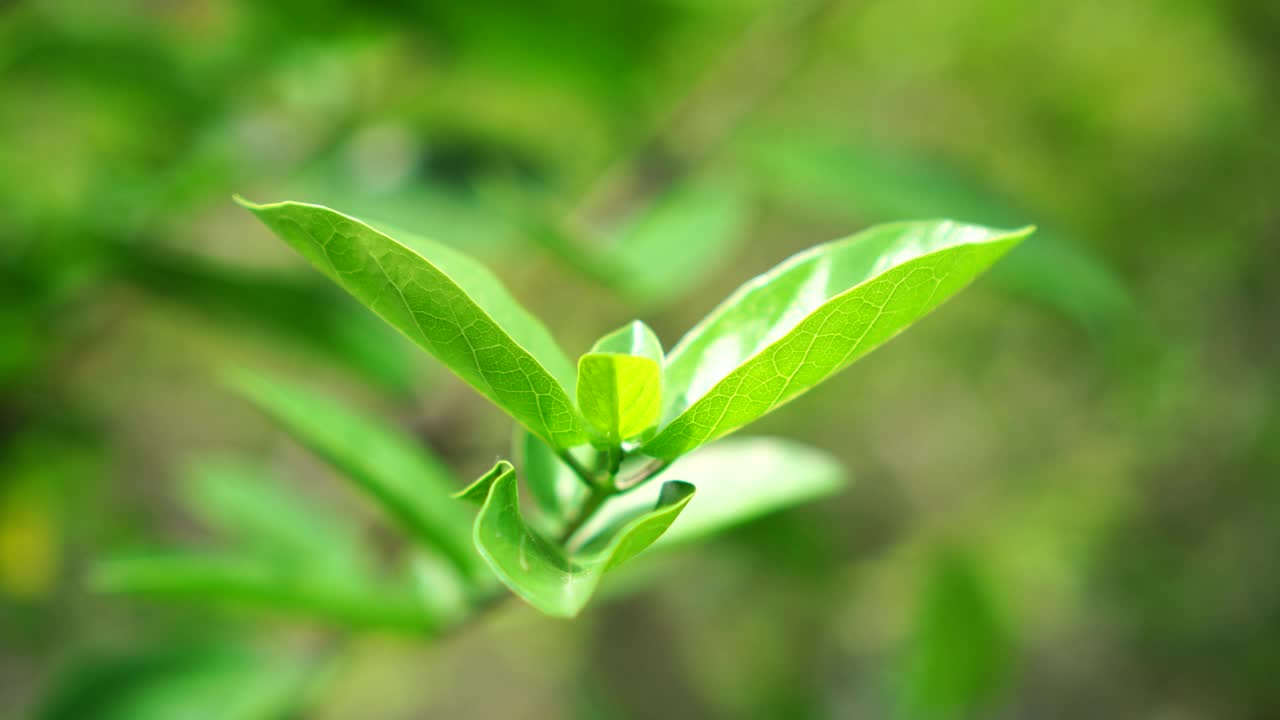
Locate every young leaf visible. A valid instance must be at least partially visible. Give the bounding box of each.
[229,370,485,583]
[576,353,662,445]
[236,198,586,449]
[472,464,695,617]
[580,437,846,547]
[591,320,664,364]
[645,221,1033,460]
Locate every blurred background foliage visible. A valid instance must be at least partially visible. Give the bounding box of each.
[1,0,1277,717]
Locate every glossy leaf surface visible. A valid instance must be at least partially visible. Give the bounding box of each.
[746,132,1132,339]
[576,353,661,444]
[644,221,1032,459]
[230,371,483,582]
[591,320,664,363]
[237,198,585,448]
[471,464,694,617]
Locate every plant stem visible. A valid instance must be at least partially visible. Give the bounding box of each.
[559,485,611,544]
[558,449,598,489]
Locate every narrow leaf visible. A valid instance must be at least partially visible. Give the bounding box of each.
[472,465,694,617]
[230,370,484,583]
[746,132,1133,339]
[94,552,438,632]
[236,198,586,448]
[576,353,662,445]
[645,221,1032,459]
[180,458,367,576]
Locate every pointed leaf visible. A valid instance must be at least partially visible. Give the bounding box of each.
[453,460,514,506]
[472,465,694,617]
[747,132,1133,339]
[236,198,586,448]
[644,221,1032,459]
[581,437,846,547]
[576,353,662,444]
[230,370,484,583]
[591,320,664,364]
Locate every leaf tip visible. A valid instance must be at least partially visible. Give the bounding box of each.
[454,460,515,506]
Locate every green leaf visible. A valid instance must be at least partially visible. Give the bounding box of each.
[746,132,1132,339]
[179,458,368,577]
[644,221,1032,460]
[229,370,484,583]
[517,429,586,523]
[236,198,586,449]
[898,547,1012,719]
[582,437,846,547]
[472,464,695,617]
[591,320,664,363]
[93,552,438,632]
[576,353,662,445]
[609,178,748,306]
[36,643,316,720]
[454,460,514,506]
[116,241,416,393]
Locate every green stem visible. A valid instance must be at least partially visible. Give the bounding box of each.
[559,486,611,544]
[558,449,598,489]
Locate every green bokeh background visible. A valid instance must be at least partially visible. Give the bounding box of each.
[2,0,1277,718]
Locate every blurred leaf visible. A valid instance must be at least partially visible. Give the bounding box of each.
[747,133,1133,337]
[94,552,437,633]
[897,548,1012,720]
[645,221,1032,460]
[516,429,586,527]
[609,178,749,306]
[470,464,694,617]
[498,178,747,309]
[230,370,484,584]
[237,198,586,449]
[577,354,662,445]
[36,643,316,720]
[117,243,415,393]
[179,458,368,578]
[585,437,847,547]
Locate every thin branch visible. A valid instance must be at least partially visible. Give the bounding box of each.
[558,449,599,489]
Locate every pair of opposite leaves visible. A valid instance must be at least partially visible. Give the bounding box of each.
[238,197,1031,616]
[237,197,1031,461]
